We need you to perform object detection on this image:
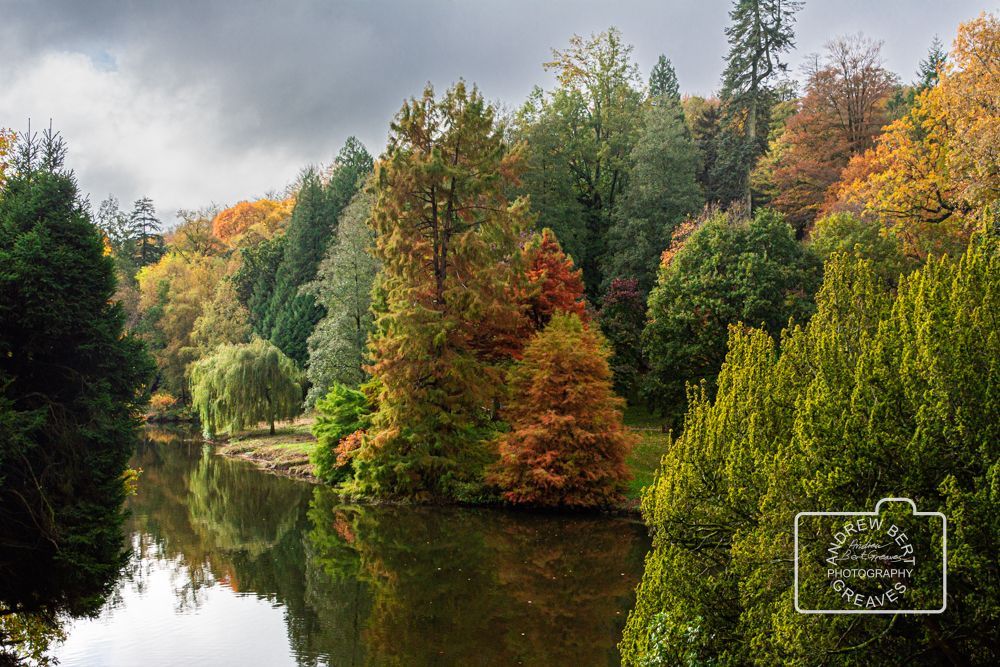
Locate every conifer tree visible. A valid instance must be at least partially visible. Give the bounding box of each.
[263,139,373,365]
[354,82,530,499]
[129,196,164,267]
[520,228,587,331]
[648,55,680,102]
[719,0,802,208]
[0,129,153,618]
[489,313,634,508]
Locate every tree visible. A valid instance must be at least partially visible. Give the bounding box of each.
[233,233,286,335]
[519,28,644,295]
[0,130,153,621]
[212,198,294,246]
[808,212,913,284]
[719,0,803,208]
[520,228,587,332]
[129,196,164,267]
[136,251,226,397]
[683,96,726,202]
[311,383,373,484]
[355,82,530,499]
[916,35,947,91]
[189,337,303,437]
[648,55,680,102]
[488,313,634,508]
[837,13,999,258]
[621,237,999,664]
[264,139,373,365]
[603,95,703,297]
[303,188,378,406]
[598,277,646,399]
[643,208,820,420]
[0,128,13,187]
[758,35,897,229]
[191,279,252,352]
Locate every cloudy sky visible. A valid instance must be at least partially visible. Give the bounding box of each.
[1,0,990,223]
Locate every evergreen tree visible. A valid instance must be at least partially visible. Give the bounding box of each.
[598,277,646,400]
[603,96,703,298]
[189,337,303,437]
[129,196,164,267]
[355,82,531,499]
[719,0,802,208]
[621,238,999,664]
[642,208,820,421]
[648,54,680,102]
[916,35,946,91]
[233,233,286,335]
[264,139,373,365]
[488,313,635,508]
[0,130,153,619]
[303,188,378,406]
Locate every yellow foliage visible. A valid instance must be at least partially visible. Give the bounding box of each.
[837,12,999,258]
[211,197,295,246]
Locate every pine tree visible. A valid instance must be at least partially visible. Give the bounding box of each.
[129,196,164,267]
[0,130,153,618]
[719,0,802,208]
[916,35,946,91]
[354,82,531,499]
[303,188,378,406]
[263,139,373,365]
[648,54,680,102]
[488,313,635,508]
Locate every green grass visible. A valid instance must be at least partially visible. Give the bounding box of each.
[625,429,671,501]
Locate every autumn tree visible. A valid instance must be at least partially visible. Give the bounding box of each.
[520,228,587,331]
[0,128,13,187]
[838,13,999,258]
[0,129,153,622]
[189,337,303,437]
[263,139,373,365]
[643,208,820,421]
[212,197,294,246]
[718,0,802,208]
[759,34,897,228]
[191,279,252,352]
[488,313,634,508]
[354,82,530,499]
[519,28,644,295]
[304,188,378,405]
[603,90,703,297]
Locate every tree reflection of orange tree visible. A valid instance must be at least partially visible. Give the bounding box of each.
[307,499,650,666]
[485,513,647,665]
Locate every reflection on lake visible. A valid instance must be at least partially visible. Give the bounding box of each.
[51,429,650,666]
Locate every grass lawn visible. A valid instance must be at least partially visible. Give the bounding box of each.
[217,416,319,480]
[622,404,672,501]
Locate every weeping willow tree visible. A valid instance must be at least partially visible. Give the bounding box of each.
[190,337,303,436]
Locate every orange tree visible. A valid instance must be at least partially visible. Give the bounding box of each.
[353,82,531,500]
[489,313,634,508]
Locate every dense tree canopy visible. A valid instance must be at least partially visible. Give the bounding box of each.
[0,131,153,619]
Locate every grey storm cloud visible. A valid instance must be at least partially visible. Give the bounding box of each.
[0,0,987,222]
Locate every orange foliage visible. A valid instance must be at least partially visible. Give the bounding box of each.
[521,228,587,329]
[212,198,294,245]
[488,313,635,508]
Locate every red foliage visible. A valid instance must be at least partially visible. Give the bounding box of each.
[523,229,587,329]
[488,313,635,508]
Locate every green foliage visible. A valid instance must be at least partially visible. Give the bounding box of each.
[356,82,529,500]
[234,233,286,334]
[263,139,373,365]
[809,212,915,285]
[303,188,378,406]
[0,131,153,619]
[603,96,703,297]
[598,277,646,400]
[312,383,373,484]
[191,279,252,352]
[648,55,680,102]
[622,238,999,664]
[189,337,304,437]
[128,196,165,267]
[642,207,820,421]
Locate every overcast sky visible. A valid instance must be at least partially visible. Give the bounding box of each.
[1,0,992,223]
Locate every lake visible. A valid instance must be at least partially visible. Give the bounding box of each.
[50,428,651,666]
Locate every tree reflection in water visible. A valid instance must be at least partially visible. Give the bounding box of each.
[57,429,648,666]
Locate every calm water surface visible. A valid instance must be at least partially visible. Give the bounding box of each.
[51,429,650,666]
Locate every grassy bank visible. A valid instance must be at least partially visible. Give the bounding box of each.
[215,417,318,481]
[210,406,671,505]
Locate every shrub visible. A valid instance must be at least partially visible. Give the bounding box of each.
[312,384,373,484]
